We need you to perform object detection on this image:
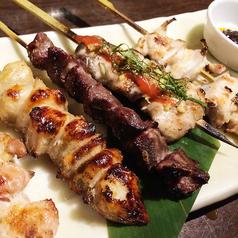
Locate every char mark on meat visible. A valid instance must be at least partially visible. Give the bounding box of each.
[26,32,209,196]
[0,61,150,226]
[157,148,209,196]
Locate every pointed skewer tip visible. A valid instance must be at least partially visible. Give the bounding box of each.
[196,119,238,149]
[4,2,238,149]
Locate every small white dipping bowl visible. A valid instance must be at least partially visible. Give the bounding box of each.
[204,0,238,71]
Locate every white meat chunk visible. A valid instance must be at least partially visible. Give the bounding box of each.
[141,82,205,142]
[134,19,226,85]
[205,72,238,135]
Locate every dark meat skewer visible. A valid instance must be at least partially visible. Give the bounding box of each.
[27,32,209,196]
[8,0,237,148]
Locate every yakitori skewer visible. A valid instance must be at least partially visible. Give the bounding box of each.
[0,21,27,48]
[94,0,148,35]
[7,0,238,148]
[0,20,215,196]
[11,0,79,44]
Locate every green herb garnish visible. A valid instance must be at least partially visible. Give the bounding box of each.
[108,43,207,107]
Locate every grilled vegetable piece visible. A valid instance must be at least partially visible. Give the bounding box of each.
[26,32,209,197]
[0,61,149,225]
[0,131,59,238]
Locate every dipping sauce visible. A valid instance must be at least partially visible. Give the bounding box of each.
[220,28,238,45]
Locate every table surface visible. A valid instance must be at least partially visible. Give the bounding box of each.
[1,0,238,237]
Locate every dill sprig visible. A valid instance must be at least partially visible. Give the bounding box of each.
[109,44,207,107]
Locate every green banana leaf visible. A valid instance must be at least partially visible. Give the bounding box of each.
[107,127,220,238]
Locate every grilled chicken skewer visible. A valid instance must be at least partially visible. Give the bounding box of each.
[0,131,59,238]
[205,72,238,135]
[27,32,210,196]
[94,3,238,140]
[75,35,207,143]
[88,0,238,145]
[134,18,226,84]
[94,1,225,84]
[0,20,211,199]
[0,20,210,196]
[8,0,237,148]
[109,15,238,138]
[0,61,149,225]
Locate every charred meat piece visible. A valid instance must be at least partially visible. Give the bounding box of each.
[0,131,27,161]
[0,199,59,238]
[27,33,169,171]
[134,18,226,84]
[0,131,59,238]
[0,61,149,225]
[157,148,209,196]
[26,32,209,196]
[205,72,238,135]
[134,19,238,137]
[74,34,206,142]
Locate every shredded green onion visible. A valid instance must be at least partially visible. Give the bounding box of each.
[100,43,207,107]
[200,69,215,82]
[99,62,107,83]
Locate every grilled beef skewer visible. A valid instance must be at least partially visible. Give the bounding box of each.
[75,34,207,143]
[7,0,237,146]
[6,0,236,147]
[26,32,209,196]
[73,24,237,148]
[0,60,149,225]
[27,32,168,170]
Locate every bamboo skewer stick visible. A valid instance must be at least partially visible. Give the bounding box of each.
[11,0,79,44]
[2,3,238,148]
[94,0,148,35]
[0,21,27,48]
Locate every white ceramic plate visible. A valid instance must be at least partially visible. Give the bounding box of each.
[0,9,238,238]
